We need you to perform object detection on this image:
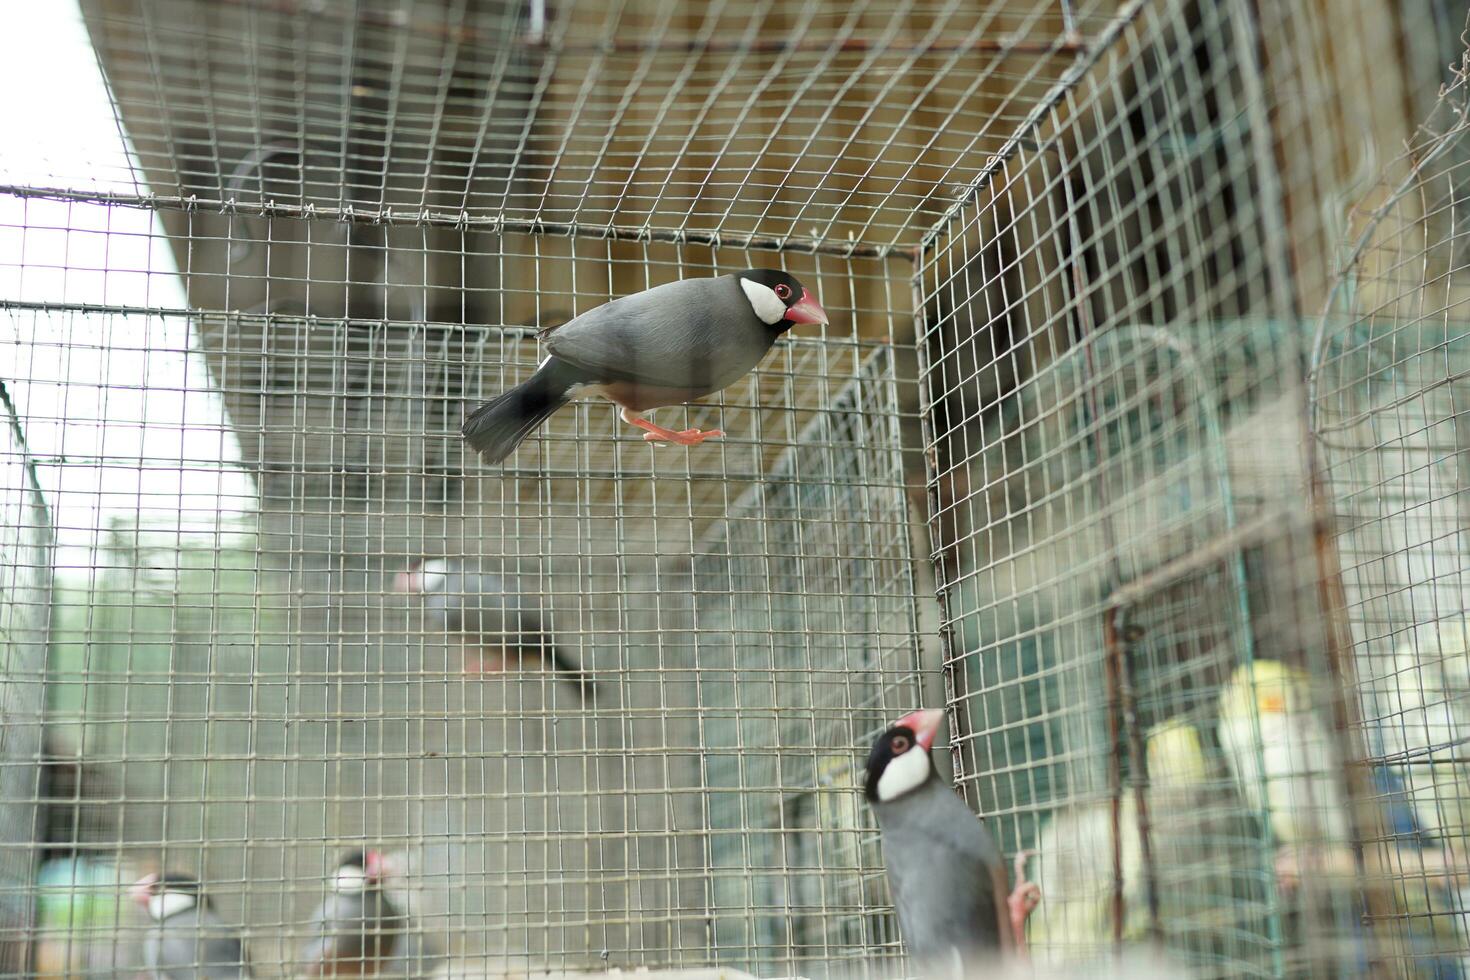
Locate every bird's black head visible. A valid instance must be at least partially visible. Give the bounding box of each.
[864,709,943,804]
[735,269,829,331]
[332,848,386,891]
[131,871,208,918]
[392,557,451,597]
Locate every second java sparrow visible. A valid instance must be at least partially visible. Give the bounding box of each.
[393,556,594,701]
[461,269,828,463]
[130,871,253,978]
[298,850,409,977]
[865,709,1040,971]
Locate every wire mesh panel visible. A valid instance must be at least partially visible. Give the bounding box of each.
[3,0,950,971]
[4,0,1470,978]
[915,0,1468,977]
[1313,33,1470,980]
[0,384,51,974]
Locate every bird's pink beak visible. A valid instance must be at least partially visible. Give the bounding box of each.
[129,873,158,908]
[784,289,828,326]
[392,570,422,594]
[363,850,386,881]
[895,708,945,751]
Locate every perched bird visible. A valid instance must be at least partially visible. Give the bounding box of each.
[1028,720,1272,968]
[34,857,141,977]
[461,269,828,463]
[130,871,252,978]
[393,556,593,701]
[1378,621,1470,849]
[1216,660,1351,884]
[864,708,1040,973]
[299,850,425,978]
[1376,621,1470,973]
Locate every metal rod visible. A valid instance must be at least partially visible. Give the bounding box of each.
[0,184,910,260]
[1105,608,1161,943]
[206,0,1085,56]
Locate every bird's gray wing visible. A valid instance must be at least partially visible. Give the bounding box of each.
[544,276,769,392]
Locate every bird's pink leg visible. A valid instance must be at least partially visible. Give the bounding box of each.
[1008,850,1041,950]
[619,407,723,446]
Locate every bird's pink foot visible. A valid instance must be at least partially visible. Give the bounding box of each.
[622,411,723,446]
[641,426,723,445]
[1008,850,1040,950]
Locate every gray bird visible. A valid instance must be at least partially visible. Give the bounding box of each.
[298,850,415,978]
[130,871,252,979]
[865,709,1041,972]
[393,556,594,701]
[461,269,828,463]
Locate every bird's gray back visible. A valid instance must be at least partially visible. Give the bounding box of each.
[545,276,776,393]
[875,780,1005,965]
[425,566,547,650]
[145,909,251,979]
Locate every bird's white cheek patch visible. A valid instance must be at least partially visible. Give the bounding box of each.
[740,278,787,325]
[876,748,931,801]
[149,892,196,921]
[419,569,448,595]
[334,867,368,893]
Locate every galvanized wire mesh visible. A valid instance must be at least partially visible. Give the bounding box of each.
[917,1,1470,977]
[3,0,1470,978]
[1312,24,1470,980]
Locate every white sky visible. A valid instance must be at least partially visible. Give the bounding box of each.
[0,2,256,573]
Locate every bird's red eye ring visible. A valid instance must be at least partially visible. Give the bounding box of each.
[890,734,910,753]
[774,283,792,300]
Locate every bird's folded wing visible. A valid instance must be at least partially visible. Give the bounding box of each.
[543,278,745,391]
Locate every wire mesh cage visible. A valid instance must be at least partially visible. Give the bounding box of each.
[2,0,1470,978]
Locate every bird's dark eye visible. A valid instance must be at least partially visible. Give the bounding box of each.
[890,734,910,753]
[774,283,792,300]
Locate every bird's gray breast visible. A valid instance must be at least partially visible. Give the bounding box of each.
[146,910,250,978]
[544,276,777,396]
[308,888,406,957]
[875,781,1004,966]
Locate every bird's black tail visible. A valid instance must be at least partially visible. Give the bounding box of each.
[462,357,586,464]
[549,647,597,704]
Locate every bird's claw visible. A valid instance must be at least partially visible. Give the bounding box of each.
[641,427,724,446]
[1008,850,1041,949]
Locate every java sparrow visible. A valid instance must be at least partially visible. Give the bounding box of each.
[393,556,593,701]
[130,871,253,978]
[298,850,410,977]
[461,269,828,463]
[865,709,1040,971]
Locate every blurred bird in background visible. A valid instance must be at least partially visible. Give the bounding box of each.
[394,556,594,702]
[1027,719,1269,965]
[461,269,828,463]
[1380,622,1470,862]
[864,708,1040,974]
[131,871,253,978]
[34,856,142,978]
[298,850,439,978]
[1216,660,1351,888]
[33,732,141,978]
[1375,621,1470,974]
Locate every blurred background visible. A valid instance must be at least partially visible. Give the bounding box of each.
[1,0,1469,977]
